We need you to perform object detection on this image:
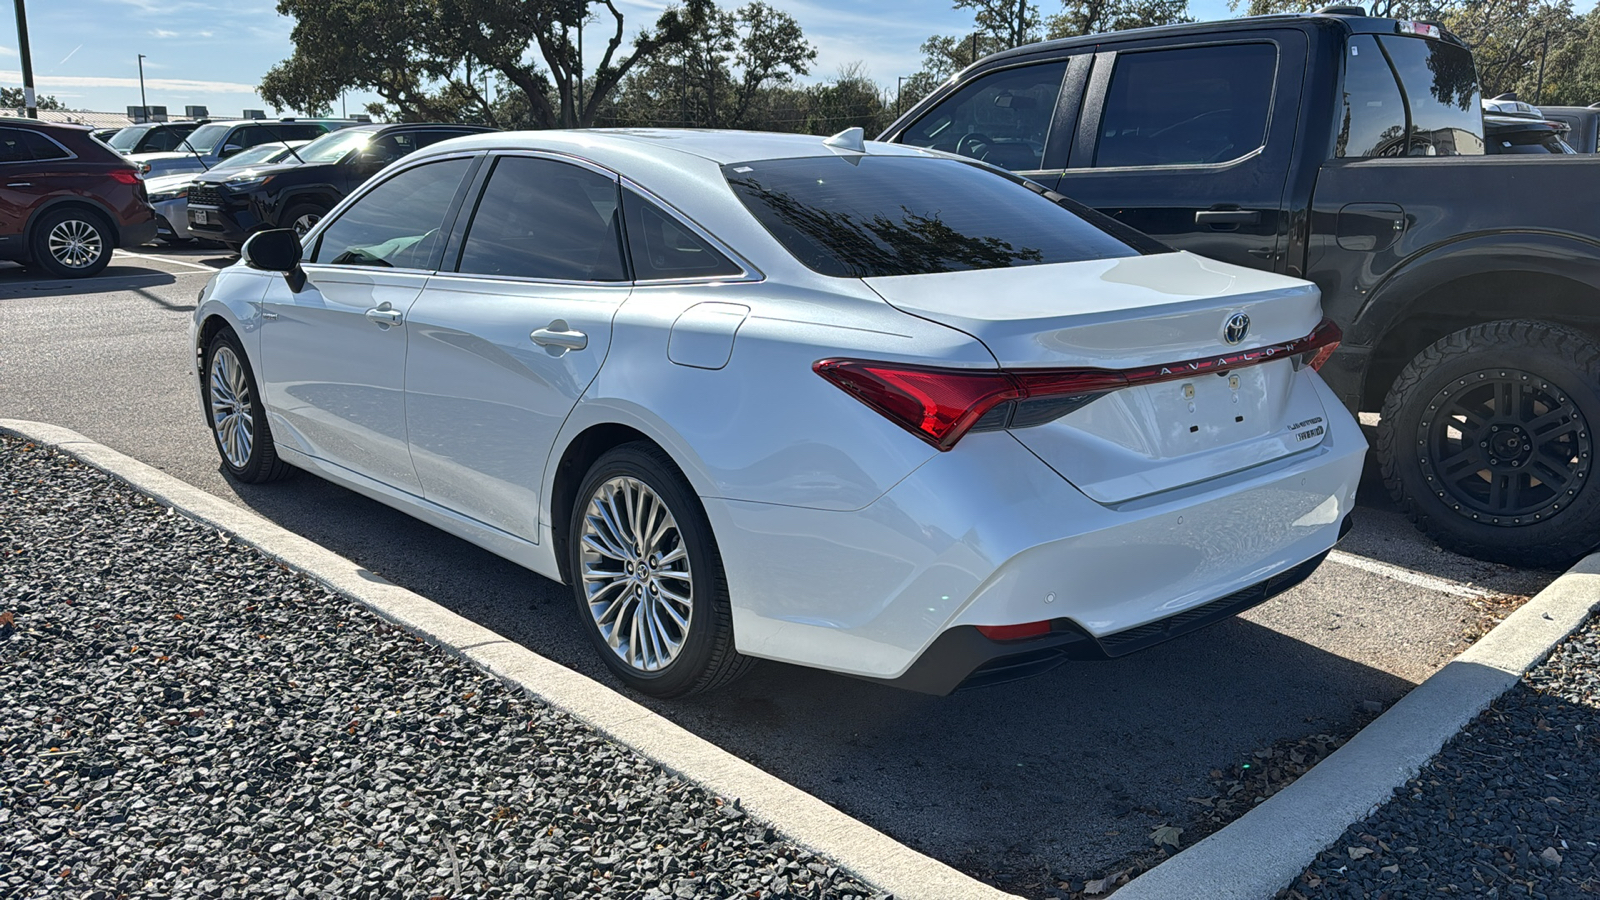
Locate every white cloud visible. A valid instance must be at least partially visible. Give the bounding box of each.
[152,29,180,38]
[0,70,260,94]
[0,46,16,57]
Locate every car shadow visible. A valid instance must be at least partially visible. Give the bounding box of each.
[0,263,179,297]
[224,469,1417,891]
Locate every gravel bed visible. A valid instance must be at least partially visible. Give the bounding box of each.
[0,435,884,900]
[1283,612,1600,899]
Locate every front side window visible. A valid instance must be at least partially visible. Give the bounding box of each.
[456,156,627,282]
[1336,35,1407,157]
[1377,35,1484,156]
[1095,43,1278,168]
[724,155,1142,278]
[311,157,473,269]
[623,189,743,280]
[900,62,1069,172]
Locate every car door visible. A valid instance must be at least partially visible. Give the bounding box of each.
[402,153,631,542]
[891,55,1087,186]
[256,153,478,493]
[1055,32,1306,273]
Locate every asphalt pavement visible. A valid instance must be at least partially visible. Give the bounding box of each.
[0,247,1565,894]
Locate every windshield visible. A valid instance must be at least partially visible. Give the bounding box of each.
[723,155,1146,278]
[107,126,151,151]
[296,128,373,164]
[180,123,234,155]
[213,143,295,170]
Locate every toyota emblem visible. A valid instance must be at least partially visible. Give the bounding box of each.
[1223,312,1251,345]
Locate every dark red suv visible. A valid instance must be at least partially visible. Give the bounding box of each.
[0,118,157,277]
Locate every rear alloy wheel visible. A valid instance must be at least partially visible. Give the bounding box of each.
[569,443,751,697]
[32,208,112,278]
[1377,320,1600,567]
[203,329,294,484]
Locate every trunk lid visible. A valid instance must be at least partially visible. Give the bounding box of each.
[863,252,1333,503]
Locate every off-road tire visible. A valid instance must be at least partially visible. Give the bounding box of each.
[568,442,753,697]
[202,329,295,484]
[1377,319,1600,567]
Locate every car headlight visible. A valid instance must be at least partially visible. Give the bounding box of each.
[150,188,188,202]
[224,173,272,187]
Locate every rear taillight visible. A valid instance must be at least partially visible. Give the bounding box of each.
[108,169,141,185]
[816,318,1343,451]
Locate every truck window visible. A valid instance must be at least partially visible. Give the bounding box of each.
[1337,35,1407,157]
[899,61,1069,172]
[1377,35,1484,156]
[1094,43,1277,169]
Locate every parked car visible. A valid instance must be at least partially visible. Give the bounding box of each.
[186,122,493,249]
[883,10,1600,567]
[131,118,358,178]
[191,129,1363,697]
[105,121,206,156]
[90,127,121,146]
[0,118,156,277]
[147,141,310,245]
[1540,105,1600,154]
[1482,96,1575,154]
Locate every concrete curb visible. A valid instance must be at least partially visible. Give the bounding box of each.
[1,419,1020,900]
[1114,550,1600,900]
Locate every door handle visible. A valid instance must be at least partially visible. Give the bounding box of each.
[1195,209,1260,225]
[6,182,31,188]
[364,305,403,326]
[531,321,588,352]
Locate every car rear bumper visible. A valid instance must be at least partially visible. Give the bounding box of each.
[707,372,1367,690]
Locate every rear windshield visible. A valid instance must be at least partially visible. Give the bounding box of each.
[723,155,1142,278]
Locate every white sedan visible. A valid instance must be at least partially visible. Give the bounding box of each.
[190,128,1364,697]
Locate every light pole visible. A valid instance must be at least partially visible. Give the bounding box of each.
[897,76,906,117]
[137,53,148,121]
[13,0,37,118]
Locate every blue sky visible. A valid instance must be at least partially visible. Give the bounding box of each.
[1,0,1243,118]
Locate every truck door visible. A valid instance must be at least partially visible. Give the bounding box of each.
[1056,31,1307,274]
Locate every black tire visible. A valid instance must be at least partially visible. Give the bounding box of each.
[30,206,113,278]
[202,329,295,484]
[567,443,752,697]
[1377,320,1600,567]
[279,202,328,238]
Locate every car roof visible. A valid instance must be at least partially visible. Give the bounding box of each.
[0,116,93,133]
[424,127,940,166]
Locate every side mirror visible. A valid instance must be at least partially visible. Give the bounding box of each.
[241,228,306,292]
[220,143,243,157]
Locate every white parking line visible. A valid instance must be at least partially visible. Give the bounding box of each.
[114,250,220,273]
[1327,549,1501,599]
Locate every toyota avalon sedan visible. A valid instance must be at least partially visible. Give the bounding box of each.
[189,128,1364,698]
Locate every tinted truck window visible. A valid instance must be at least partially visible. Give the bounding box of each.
[900,61,1069,171]
[1337,35,1407,157]
[723,155,1139,278]
[1095,43,1277,168]
[1377,35,1484,156]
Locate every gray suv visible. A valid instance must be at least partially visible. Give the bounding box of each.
[130,118,359,178]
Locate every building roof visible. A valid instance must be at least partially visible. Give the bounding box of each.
[1,109,137,130]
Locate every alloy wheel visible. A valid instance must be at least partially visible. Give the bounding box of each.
[292,213,320,237]
[1417,368,1592,526]
[579,476,694,673]
[209,345,255,469]
[47,218,103,269]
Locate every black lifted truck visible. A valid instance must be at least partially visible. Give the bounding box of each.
[881,9,1600,567]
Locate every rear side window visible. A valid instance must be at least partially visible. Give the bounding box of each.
[723,155,1140,278]
[623,188,743,280]
[0,128,71,162]
[1336,35,1407,157]
[1094,43,1277,168]
[456,156,627,282]
[1376,35,1484,156]
[311,157,472,268]
[899,61,1069,172]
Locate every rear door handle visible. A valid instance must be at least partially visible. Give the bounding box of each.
[1195,209,1260,225]
[6,182,31,188]
[364,305,403,326]
[531,321,587,352]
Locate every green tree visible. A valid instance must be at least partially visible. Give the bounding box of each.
[956,0,1043,48]
[1045,0,1191,38]
[0,88,65,110]
[261,0,711,127]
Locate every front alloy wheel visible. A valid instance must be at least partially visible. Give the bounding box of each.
[568,444,751,697]
[202,330,294,484]
[1378,320,1600,567]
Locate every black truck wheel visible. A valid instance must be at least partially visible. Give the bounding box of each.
[1376,320,1600,567]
